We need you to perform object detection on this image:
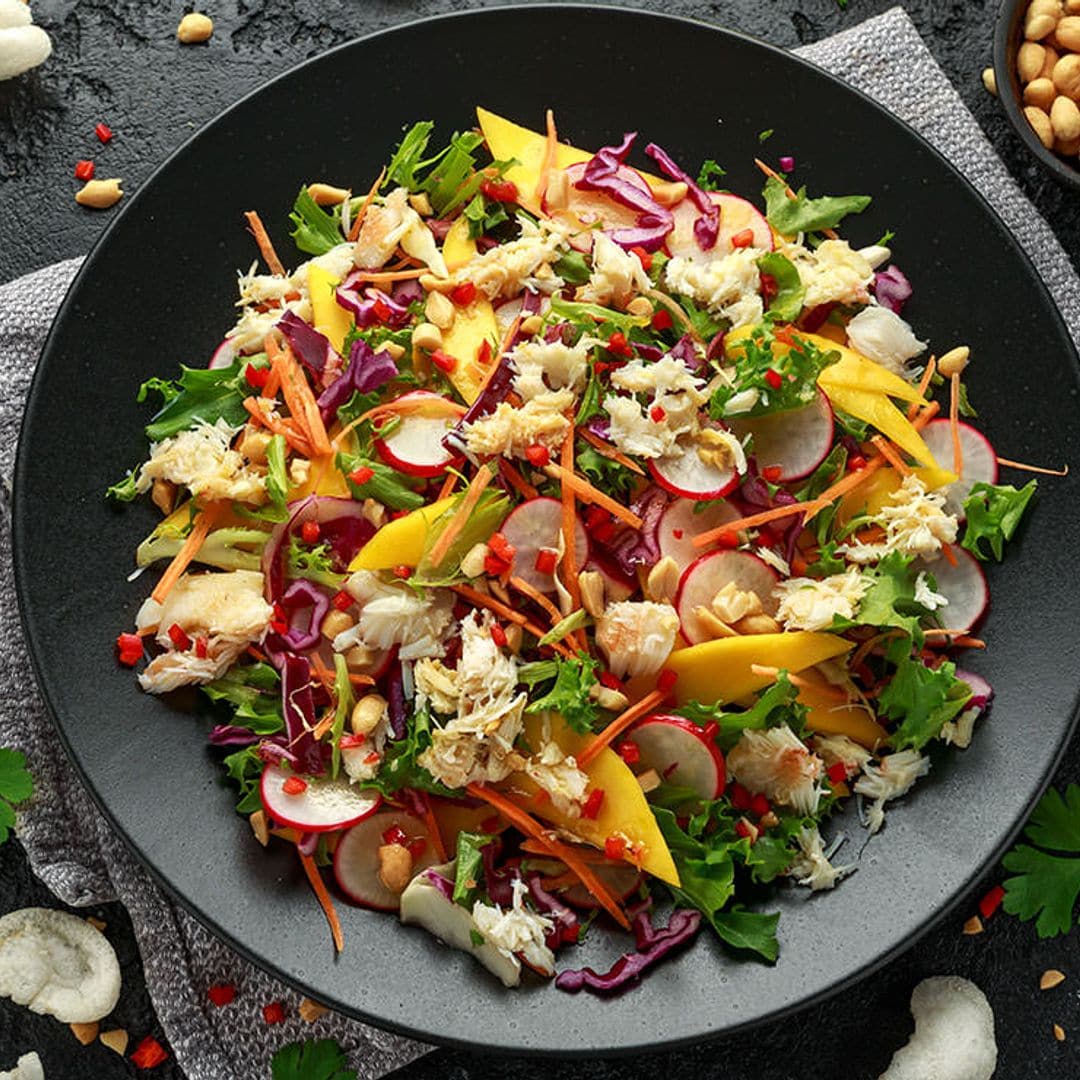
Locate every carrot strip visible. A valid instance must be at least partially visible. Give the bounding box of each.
[911,401,941,430]
[560,424,581,612]
[243,398,314,456]
[347,166,386,241]
[244,211,286,276]
[519,838,612,865]
[577,427,646,475]
[578,689,667,768]
[348,673,375,687]
[953,636,986,649]
[536,108,559,205]
[436,473,460,501]
[870,435,912,476]
[451,584,574,658]
[418,792,448,862]
[691,498,825,550]
[299,850,344,953]
[353,268,428,283]
[261,363,282,400]
[941,543,959,568]
[907,356,937,419]
[498,458,539,501]
[428,464,496,568]
[509,575,564,626]
[151,502,222,604]
[544,463,643,529]
[464,784,629,929]
[949,373,963,477]
[753,159,838,239]
[996,456,1069,477]
[275,345,332,456]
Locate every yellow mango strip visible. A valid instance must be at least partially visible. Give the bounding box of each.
[348,497,456,570]
[814,344,927,405]
[442,216,478,271]
[794,684,887,749]
[820,384,938,469]
[440,299,500,405]
[307,264,353,354]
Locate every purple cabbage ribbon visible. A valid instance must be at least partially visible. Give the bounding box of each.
[644,142,719,251]
[873,265,913,315]
[317,337,399,425]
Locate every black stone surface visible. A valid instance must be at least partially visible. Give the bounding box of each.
[1,1,1078,1077]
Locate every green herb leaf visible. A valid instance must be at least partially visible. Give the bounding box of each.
[454,831,494,908]
[469,928,485,947]
[756,252,805,322]
[878,639,972,752]
[961,480,1037,562]
[0,748,32,845]
[553,250,592,285]
[549,297,648,334]
[846,552,928,639]
[271,1038,357,1080]
[575,444,636,503]
[330,654,355,780]
[289,187,343,256]
[137,526,266,572]
[413,489,510,586]
[221,744,265,814]
[525,653,600,735]
[143,360,252,442]
[106,472,140,502]
[696,159,727,191]
[676,673,805,751]
[137,376,181,406]
[203,662,284,735]
[709,908,780,961]
[337,450,425,511]
[357,706,459,799]
[762,175,871,236]
[758,129,774,143]
[287,538,345,591]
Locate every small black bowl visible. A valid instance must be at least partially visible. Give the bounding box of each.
[994,0,1080,188]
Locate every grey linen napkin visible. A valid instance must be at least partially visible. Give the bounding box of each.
[2,7,1079,1076]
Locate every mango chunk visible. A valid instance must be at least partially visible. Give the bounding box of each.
[308,264,353,354]
[442,216,478,271]
[798,684,888,749]
[440,299,499,405]
[821,383,938,469]
[288,453,352,501]
[664,632,853,706]
[504,715,680,886]
[348,497,456,571]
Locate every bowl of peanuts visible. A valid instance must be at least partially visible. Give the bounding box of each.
[994,0,1080,186]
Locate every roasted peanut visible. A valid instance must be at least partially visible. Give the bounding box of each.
[626,296,653,318]
[177,12,213,43]
[70,1022,99,1045]
[645,556,680,605]
[1058,14,1080,47]
[307,182,349,206]
[1051,93,1080,138]
[425,289,455,329]
[1019,41,1048,80]
[1025,104,1056,147]
[733,612,782,635]
[411,321,443,352]
[408,192,433,216]
[937,346,970,378]
[1041,44,1061,78]
[321,610,355,641]
[577,570,606,617]
[75,178,123,209]
[299,997,330,1023]
[150,478,175,515]
[651,179,689,207]
[1027,11,1060,40]
[1024,76,1058,109]
[351,693,387,735]
[249,809,270,846]
[377,843,414,894]
[982,67,998,95]
[519,313,544,335]
[99,1029,129,1055]
[1054,52,1080,97]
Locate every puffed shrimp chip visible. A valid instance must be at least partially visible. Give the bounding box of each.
[0,1052,44,1080]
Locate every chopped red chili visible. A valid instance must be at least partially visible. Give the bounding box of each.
[582,788,605,820]
[490,623,508,648]
[979,884,1006,920]
[261,1001,285,1025]
[431,349,457,373]
[764,368,783,390]
[94,122,114,144]
[116,632,143,667]
[477,338,493,366]
[629,245,653,271]
[167,623,191,651]
[649,405,667,423]
[480,178,519,203]
[525,443,551,467]
[383,824,408,846]
[534,548,558,576]
[206,983,236,1007]
[301,520,321,545]
[74,159,95,181]
[604,836,627,860]
[282,776,307,796]
[332,589,353,611]
[731,228,754,248]
[617,741,641,765]
[450,281,477,307]
[657,668,678,693]
[651,308,673,331]
[130,1036,168,1069]
[487,531,516,563]
[761,465,783,483]
[827,762,848,785]
[348,465,375,486]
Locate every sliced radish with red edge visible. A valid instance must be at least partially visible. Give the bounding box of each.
[727,390,835,483]
[916,548,989,637]
[628,714,726,799]
[649,432,742,501]
[500,496,588,593]
[667,192,773,264]
[260,764,382,834]
[657,498,741,573]
[373,391,464,479]
[919,419,998,519]
[675,549,780,644]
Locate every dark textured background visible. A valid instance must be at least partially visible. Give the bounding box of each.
[2,1,1079,1077]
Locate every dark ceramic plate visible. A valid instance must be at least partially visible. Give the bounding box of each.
[13,4,1080,1056]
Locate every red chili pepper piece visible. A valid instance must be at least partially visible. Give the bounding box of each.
[407,837,428,858]
[431,349,457,373]
[372,296,392,322]
[584,506,608,529]
[480,178,519,203]
[282,776,307,796]
[826,762,848,785]
[490,623,508,648]
[534,548,558,576]
[301,520,321,545]
[130,1036,168,1069]
[731,228,754,248]
[484,553,510,576]
[206,983,236,1007]
[761,465,783,483]
[629,245,653,271]
[363,750,380,764]
[525,443,551,467]
[606,331,633,358]
[671,528,684,540]
[261,1001,285,1025]
[979,884,1006,920]
[488,531,516,563]
[617,741,641,765]
[764,368,783,391]
[582,788,605,820]
[715,530,739,550]
[477,339,493,366]
[348,465,375,486]
[649,404,667,423]
[604,835,627,860]
[339,732,366,749]
[729,782,752,811]
[116,632,143,667]
[74,159,95,181]
[450,281,477,307]
[598,670,624,691]
[651,307,673,331]
[848,454,867,472]
[734,818,756,841]
[657,668,678,694]
[382,824,408,846]
[167,623,191,651]
[392,564,411,580]
[95,122,114,144]
[757,526,779,549]
[332,589,353,611]
[749,793,771,818]
[244,362,269,389]
[195,636,208,659]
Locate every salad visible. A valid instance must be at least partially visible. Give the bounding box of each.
[110,107,1047,993]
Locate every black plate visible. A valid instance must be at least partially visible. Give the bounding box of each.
[13,5,1080,1056]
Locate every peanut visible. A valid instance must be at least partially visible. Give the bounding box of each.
[150,477,175,515]
[1029,0,1063,19]
[299,997,330,1023]
[381,340,406,361]
[321,610,355,641]
[424,289,455,329]
[626,296,653,318]
[1041,44,1061,77]
[1054,52,1080,97]
[1025,105,1056,147]
[1068,0,1080,12]
[1024,76,1058,109]
[75,178,123,209]
[361,498,387,529]
[99,1029,129,1055]
[733,612,781,635]
[544,168,570,210]
[344,644,376,671]
[503,622,523,654]
[1059,14,1080,47]
[377,843,414,894]
[307,182,348,206]
[1027,11,1060,40]
[289,457,311,486]
[177,12,213,43]
[693,605,737,639]
[351,693,387,735]
[937,345,970,378]
[577,570,606,617]
[636,768,661,793]
[1019,41,1048,81]
[651,179,689,207]
[1051,93,1080,138]
[1054,1023,1067,1042]
[982,67,998,95]
[86,916,107,932]
[70,1022,99,1045]
[408,192,433,216]
[644,556,680,605]
[459,541,489,579]
[1040,968,1067,990]
[411,321,443,352]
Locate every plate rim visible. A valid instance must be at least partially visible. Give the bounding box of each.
[12,2,1080,1056]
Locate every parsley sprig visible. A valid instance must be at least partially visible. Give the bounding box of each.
[271,1038,357,1080]
[0,748,33,845]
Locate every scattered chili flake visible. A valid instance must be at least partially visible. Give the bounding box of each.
[826,762,848,785]
[371,296,392,323]
[270,601,288,635]
[339,732,366,749]
[484,553,510,576]
[116,632,143,667]
[301,520,321,545]
[978,884,1005,920]
[392,564,411,580]
[761,465,783,483]
[332,589,353,611]
[451,281,477,307]
[95,122,114,144]
[764,368,783,390]
[167,623,191,651]
[130,1036,168,1069]
[194,636,208,660]
[74,159,95,181]
[348,465,375,486]
[749,793,770,818]
[606,331,633,358]
[617,741,641,765]
[847,454,867,472]
[757,526,779,548]
[480,178,518,203]
[390,508,410,519]
[382,823,407,846]
[629,245,653,271]
[206,983,236,1007]
[244,362,269,388]
[261,1002,285,1025]
[651,307,673,331]
[477,339,493,366]
[734,818,756,841]
[604,836,627,860]
[657,668,678,694]
[534,548,558,576]
[598,670,624,691]
[431,349,457,373]
[490,623,508,648]
[729,782,752,811]
[582,788,605,820]
[649,404,667,423]
[731,228,754,248]
[282,776,307,796]
[525,443,550,467]
[407,837,428,858]
[488,531,516,563]
[716,530,739,549]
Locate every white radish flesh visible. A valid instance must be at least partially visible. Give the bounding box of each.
[657,498,741,573]
[334,809,439,911]
[546,163,652,251]
[373,392,462,478]
[629,714,726,799]
[260,764,382,833]
[917,548,989,636]
[500,496,588,593]
[676,549,780,644]
[666,192,774,265]
[727,391,835,483]
[919,419,998,518]
[649,445,739,501]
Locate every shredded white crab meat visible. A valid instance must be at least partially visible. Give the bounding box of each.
[838,474,958,564]
[595,600,679,680]
[812,733,873,773]
[578,232,651,307]
[136,418,267,505]
[845,304,927,377]
[449,216,568,300]
[940,706,981,750]
[783,238,874,309]
[462,388,575,458]
[414,611,527,789]
[663,248,766,329]
[854,749,930,834]
[726,725,824,816]
[135,570,273,693]
[510,339,590,402]
[354,186,447,276]
[342,571,453,660]
[913,571,949,612]
[471,877,555,976]
[524,733,589,818]
[773,567,870,632]
[788,825,855,891]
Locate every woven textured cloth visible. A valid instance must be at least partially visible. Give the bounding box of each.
[1,8,1078,1077]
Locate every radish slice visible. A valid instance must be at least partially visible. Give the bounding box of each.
[657,498,741,573]
[334,809,439,911]
[545,162,652,251]
[500,496,588,593]
[649,437,741,501]
[373,391,463,479]
[919,419,998,518]
[260,765,382,833]
[208,338,237,370]
[955,669,994,710]
[916,548,989,637]
[675,549,780,644]
[727,391,835,483]
[667,192,774,264]
[628,714,726,799]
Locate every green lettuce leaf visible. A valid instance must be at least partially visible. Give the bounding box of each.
[763,175,871,235]
[961,480,1037,561]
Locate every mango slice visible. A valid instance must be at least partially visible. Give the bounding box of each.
[442,216,478,271]
[821,384,938,469]
[504,715,680,886]
[797,684,888,749]
[308,264,353,354]
[837,465,957,525]
[347,497,456,571]
[664,632,853,706]
[440,300,499,405]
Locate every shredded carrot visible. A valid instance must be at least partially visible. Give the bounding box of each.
[311,706,336,741]
[137,624,159,637]
[437,472,460,502]
[465,784,629,929]
[907,356,937,419]
[509,575,563,626]
[753,159,838,240]
[995,456,1069,477]
[941,543,959,568]
[299,850,344,953]
[911,400,941,430]
[577,427,646,475]
[544,463,643,529]
[243,397,314,456]
[151,502,223,603]
[244,210,286,276]
[953,636,986,649]
[949,373,963,477]
[428,463,496,567]
[925,628,984,641]
[578,689,667,768]
[519,838,612,865]
[536,108,559,205]
[347,166,386,241]
[560,424,581,612]
[261,363,282,400]
[692,498,824,549]
[273,343,332,456]
[418,792,448,862]
[451,584,574,658]
[870,435,912,476]
[498,458,539,500]
[349,673,375,687]
[749,665,850,703]
[246,644,269,663]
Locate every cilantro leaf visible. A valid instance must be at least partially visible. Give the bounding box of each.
[525,653,600,735]
[453,831,494,908]
[762,175,871,235]
[289,187,343,256]
[271,1038,357,1080]
[575,444,636,503]
[878,641,972,752]
[1003,785,1080,937]
[0,748,33,844]
[696,159,727,191]
[384,121,436,189]
[756,252,805,322]
[221,745,265,813]
[961,481,1037,562]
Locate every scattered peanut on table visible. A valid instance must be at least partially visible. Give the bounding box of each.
[177,12,213,44]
